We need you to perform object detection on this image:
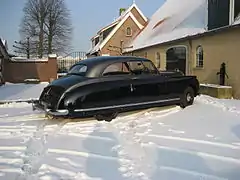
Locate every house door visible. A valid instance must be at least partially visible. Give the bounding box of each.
[166,46,187,74]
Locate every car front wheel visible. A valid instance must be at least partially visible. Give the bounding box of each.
[179,87,195,108]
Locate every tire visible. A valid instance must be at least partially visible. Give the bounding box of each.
[95,112,118,122]
[179,87,195,108]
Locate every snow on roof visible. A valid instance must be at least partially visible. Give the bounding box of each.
[125,0,207,52]
[233,14,240,25]
[88,41,101,55]
[91,34,100,40]
[11,57,48,62]
[97,21,120,35]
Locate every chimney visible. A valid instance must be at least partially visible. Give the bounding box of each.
[119,8,126,16]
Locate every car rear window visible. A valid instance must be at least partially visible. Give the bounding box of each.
[68,64,87,76]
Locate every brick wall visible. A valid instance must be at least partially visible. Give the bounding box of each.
[3,54,57,83]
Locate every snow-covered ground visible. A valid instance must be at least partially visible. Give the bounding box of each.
[0,83,48,103]
[0,95,239,180]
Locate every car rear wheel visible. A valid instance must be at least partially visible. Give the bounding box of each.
[179,87,195,108]
[94,112,118,122]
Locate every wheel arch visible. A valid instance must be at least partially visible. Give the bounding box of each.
[189,80,199,97]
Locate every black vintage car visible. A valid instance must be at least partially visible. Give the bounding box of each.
[33,56,200,121]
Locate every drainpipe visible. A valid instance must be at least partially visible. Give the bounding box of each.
[188,39,193,75]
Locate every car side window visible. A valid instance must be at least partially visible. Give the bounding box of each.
[142,61,158,74]
[127,61,158,75]
[102,62,130,76]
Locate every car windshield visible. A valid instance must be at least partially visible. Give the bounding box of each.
[68,64,88,76]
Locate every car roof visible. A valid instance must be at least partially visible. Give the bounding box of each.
[76,56,150,66]
[72,56,154,78]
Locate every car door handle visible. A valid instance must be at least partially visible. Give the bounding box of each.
[130,84,135,92]
[131,77,138,80]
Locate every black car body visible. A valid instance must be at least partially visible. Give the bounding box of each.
[33,56,200,121]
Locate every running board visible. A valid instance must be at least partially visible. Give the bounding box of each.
[74,98,180,112]
[33,98,180,117]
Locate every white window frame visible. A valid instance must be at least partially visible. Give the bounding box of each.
[196,45,204,68]
[155,52,160,68]
[144,52,148,58]
[230,0,235,24]
[126,27,132,36]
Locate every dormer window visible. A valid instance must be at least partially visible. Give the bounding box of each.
[208,0,240,29]
[99,33,103,42]
[155,52,160,68]
[95,37,99,45]
[126,27,132,36]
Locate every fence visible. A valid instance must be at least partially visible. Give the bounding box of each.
[57,52,87,73]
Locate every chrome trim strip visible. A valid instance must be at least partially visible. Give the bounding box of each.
[74,98,180,112]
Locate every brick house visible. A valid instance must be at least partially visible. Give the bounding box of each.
[87,2,148,57]
[124,0,240,99]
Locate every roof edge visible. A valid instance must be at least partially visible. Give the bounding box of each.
[96,20,120,35]
[132,3,148,22]
[125,24,240,53]
[90,2,147,41]
[99,12,145,50]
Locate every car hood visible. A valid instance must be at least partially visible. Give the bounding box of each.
[49,74,87,89]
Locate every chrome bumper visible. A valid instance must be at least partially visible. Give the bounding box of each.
[32,100,69,117]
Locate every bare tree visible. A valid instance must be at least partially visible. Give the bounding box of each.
[44,0,72,54]
[19,0,72,58]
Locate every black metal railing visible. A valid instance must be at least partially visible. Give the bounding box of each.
[57,51,87,73]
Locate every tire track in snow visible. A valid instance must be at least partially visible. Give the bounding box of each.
[107,107,180,180]
[159,166,228,180]
[17,118,70,180]
[137,134,240,150]
[197,95,240,115]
